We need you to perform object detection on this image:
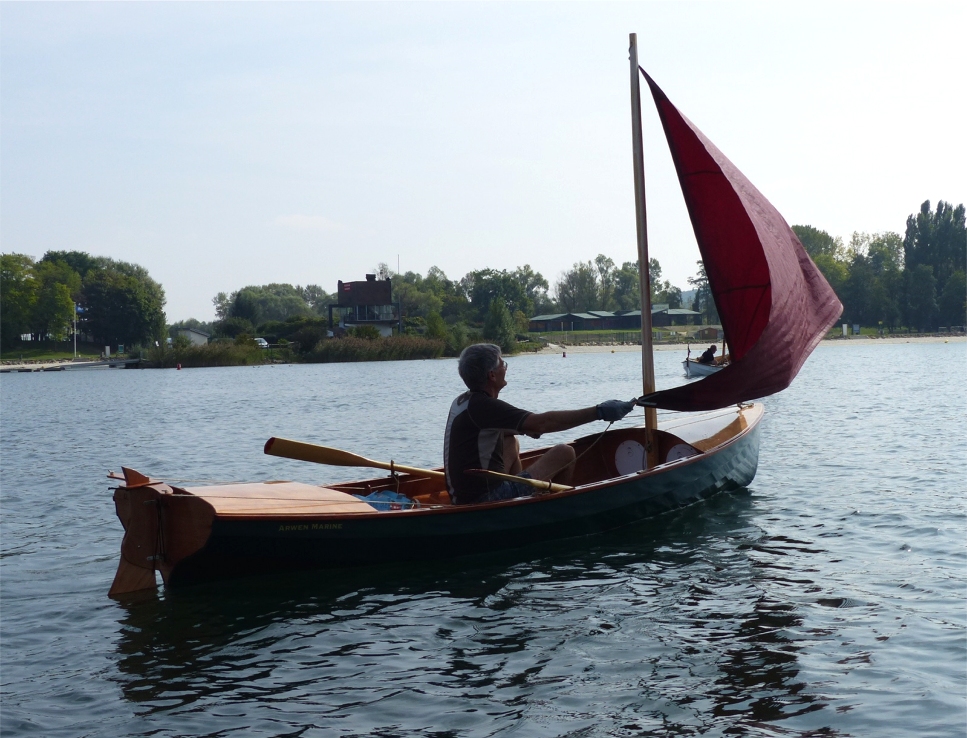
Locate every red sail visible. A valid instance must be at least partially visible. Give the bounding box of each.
[640,70,842,411]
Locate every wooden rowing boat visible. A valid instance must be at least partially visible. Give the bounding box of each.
[107,36,840,596]
[109,407,761,594]
[683,358,727,377]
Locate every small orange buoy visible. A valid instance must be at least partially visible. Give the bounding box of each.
[176,363,182,370]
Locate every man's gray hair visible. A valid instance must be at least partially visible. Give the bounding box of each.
[458,343,502,390]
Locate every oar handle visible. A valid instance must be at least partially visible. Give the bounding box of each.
[264,437,446,479]
[465,468,572,494]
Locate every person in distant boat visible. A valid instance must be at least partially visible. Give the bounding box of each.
[444,343,636,505]
[697,344,717,364]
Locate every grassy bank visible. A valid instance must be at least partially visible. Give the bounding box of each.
[1,340,101,362]
[146,342,266,368]
[306,335,444,363]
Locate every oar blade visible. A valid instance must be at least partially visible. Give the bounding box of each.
[264,437,374,468]
[264,437,447,480]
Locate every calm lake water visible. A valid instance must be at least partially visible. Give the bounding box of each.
[1,342,965,737]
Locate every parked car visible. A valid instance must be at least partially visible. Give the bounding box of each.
[254,338,269,348]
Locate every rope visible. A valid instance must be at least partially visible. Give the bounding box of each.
[532,421,615,489]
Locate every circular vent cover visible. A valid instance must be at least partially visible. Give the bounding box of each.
[614,440,647,475]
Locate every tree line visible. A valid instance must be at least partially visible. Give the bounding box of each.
[3,198,961,357]
[196,258,692,356]
[793,200,965,332]
[0,250,166,351]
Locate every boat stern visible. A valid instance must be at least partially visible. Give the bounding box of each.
[108,467,215,597]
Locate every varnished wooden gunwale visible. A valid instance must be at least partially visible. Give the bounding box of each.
[109,405,762,593]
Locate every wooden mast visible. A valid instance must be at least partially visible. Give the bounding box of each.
[629,34,658,444]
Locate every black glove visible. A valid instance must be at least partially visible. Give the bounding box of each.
[596,399,636,422]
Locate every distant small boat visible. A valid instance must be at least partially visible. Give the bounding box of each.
[683,358,727,377]
[107,36,841,596]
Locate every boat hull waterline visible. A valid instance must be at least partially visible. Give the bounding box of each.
[109,405,762,594]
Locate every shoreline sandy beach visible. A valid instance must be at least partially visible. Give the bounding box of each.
[532,335,965,355]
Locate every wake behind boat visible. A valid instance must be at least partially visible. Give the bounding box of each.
[107,36,840,596]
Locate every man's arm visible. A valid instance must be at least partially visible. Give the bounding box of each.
[521,407,598,437]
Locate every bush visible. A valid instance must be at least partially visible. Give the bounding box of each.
[288,325,328,353]
[305,335,444,363]
[348,324,381,340]
[147,341,264,368]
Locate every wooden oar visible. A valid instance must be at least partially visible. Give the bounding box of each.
[465,468,572,494]
[264,437,446,479]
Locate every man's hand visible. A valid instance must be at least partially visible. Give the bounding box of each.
[596,399,636,422]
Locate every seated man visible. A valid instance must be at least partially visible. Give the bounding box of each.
[696,344,717,364]
[444,343,636,505]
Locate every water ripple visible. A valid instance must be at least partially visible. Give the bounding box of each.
[2,343,965,737]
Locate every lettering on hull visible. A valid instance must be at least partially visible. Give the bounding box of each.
[277,523,343,532]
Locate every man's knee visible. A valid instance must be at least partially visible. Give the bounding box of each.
[551,443,575,464]
[525,443,575,481]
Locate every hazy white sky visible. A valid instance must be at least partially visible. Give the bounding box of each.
[2,2,963,322]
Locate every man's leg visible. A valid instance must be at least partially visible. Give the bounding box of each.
[502,433,523,475]
[523,444,577,485]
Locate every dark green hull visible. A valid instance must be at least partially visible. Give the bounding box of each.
[167,417,760,587]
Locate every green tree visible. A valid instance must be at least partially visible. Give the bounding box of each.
[688,261,719,324]
[0,253,38,349]
[213,292,232,320]
[554,261,598,312]
[655,284,683,309]
[218,316,256,339]
[793,225,850,304]
[938,270,966,328]
[511,265,552,315]
[483,297,515,352]
[220,284,314,328]
[83,266,166,347]
[463,268,537,321]
[32,260,81,340]
[613,261,640,311]
[445,321,471,356]
[812,253,849,299]
[647,257,681,307]
[348,325,381,340]
[425,311,448,341]
[904,200,966,298]
[38,250,100,279]
[595,255,617,311]
[792,225,844,259]
[843,252,875,325]
[844,232,903,329]
[905,264,938,331]
[302,284,336,315]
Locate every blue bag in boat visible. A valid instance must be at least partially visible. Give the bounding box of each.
[352,490,420,511]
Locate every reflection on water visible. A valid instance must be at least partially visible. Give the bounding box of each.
[2,342,965,737]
